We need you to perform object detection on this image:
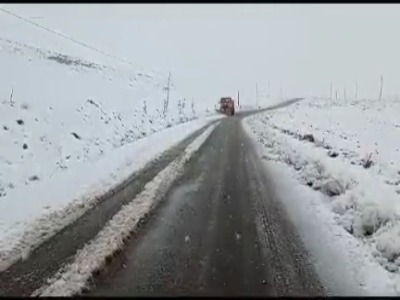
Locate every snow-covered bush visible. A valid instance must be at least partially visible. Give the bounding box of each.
[376,225,400,262]
[321,179,346,197]
[353,202,394,237]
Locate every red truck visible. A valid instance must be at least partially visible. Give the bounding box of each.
[219,97,235,116]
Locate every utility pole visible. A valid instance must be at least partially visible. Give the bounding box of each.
[237,90,240,107]
[355,81,358,100]
[9,87,14,106]
[163,72,171,117]
[256,83,259,108]
[166,72,171,106]
[191,98,195,115]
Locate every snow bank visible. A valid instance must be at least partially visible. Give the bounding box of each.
[0,36,221,270]
[244,96,400,295]
[32,122,218,297]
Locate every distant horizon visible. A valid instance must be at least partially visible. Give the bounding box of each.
[1,4,400,106]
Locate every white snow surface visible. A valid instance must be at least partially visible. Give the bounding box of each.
[0,36,221,270]
[244,96,400,295]
[32,122,218,297]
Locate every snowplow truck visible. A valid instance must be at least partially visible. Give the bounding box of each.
[219,97,235,116]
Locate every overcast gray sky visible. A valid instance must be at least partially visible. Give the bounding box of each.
[2,4,400,105]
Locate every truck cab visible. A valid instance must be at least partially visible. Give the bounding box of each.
[219,97,235,116]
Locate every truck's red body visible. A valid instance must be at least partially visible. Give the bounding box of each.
[219,97,235,116]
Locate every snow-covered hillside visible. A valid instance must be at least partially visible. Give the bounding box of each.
[245,96,400,295]
[0,36,218,269]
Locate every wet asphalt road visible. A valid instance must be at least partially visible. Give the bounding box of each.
[88,108,326,296]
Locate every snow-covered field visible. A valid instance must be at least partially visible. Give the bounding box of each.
[244,96,400,295]
[0,36,220,270]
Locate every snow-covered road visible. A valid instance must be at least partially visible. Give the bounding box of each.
[1,102,326,297]
[3,96,397,296]
[2,26,398,297]
[74,107,325,297]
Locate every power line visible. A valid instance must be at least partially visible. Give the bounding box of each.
[0,7,163,76]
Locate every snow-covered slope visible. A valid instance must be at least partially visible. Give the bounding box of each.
[0,37,210,198]
[245,97,400,295]
[0,36,217,268]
